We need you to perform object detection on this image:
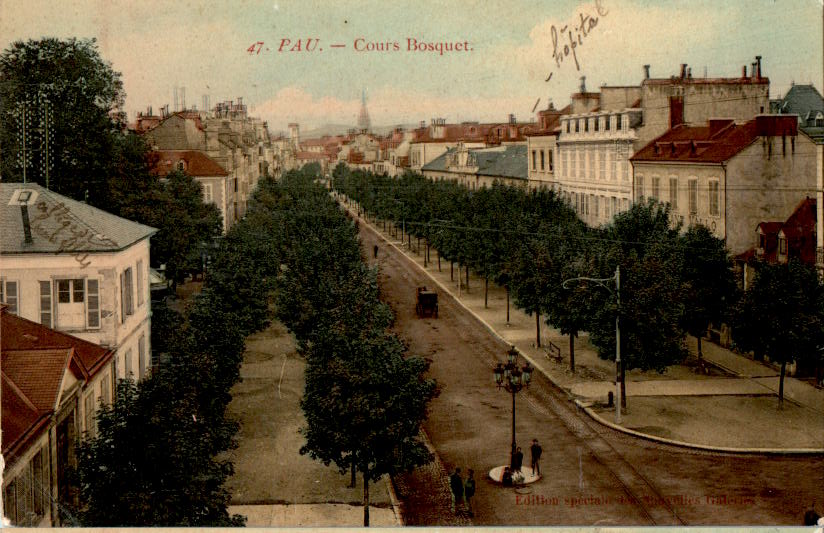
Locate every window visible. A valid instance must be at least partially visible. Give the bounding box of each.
[0,280,18,314]
[566,121,570,133]
[137,260,144,308]
[572,149,578,178]
[125,349,133,378]
[616,115,623,130]
[651,177,660,200]
[575,119,580,133]
[605,115,611,131]
[669,177,678,209]
[138,334,146,380]
[779,237,788,255]
[584,118,589,132]
[548,150,553,172]
[636,175,645,202]
[588,151,594,177]
[203,183,213,203]
[688,178,698,214]
[84,392,95,437]
[39,281,51,327]
[595,116,600,132]
[598,149,606,180]
[611,196,617,217]
[540,150,545,170]
[177,160,185,171]
[709,179,720,216]
[593,195,600,218]
[121,267,133,322]
[531,150,536,170]
[100,373,110,405]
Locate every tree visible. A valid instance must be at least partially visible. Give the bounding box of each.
[588,201,687,406]
[122,170,222,286]
[0,38,125,204]
[75,379,245,527]
[301,327,437,526]
[733,260,824,407]
[676,225,739,372]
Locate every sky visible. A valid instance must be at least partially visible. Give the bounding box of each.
[1,0,822,134]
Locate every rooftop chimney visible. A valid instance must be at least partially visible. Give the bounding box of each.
[751,62,758,81]
[509,113,516,124]
[21,205,32,244]
[643,64,650,79]
[680,63,687,78]
[755,55,762,79]
[742,65,747,78]
[580,76,586,93]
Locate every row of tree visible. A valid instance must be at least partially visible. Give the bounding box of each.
[257,165,437,526]
[73,174,277,524]
[332,165,824,407]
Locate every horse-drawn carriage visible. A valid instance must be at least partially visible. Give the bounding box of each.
[415,286,438,318]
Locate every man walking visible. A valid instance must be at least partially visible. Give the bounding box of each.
[531,438,542,476]
[512,446,524,473]
[464,469,476,517]
[449,467,464,514]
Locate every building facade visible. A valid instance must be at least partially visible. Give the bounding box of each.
[0,183,156,383]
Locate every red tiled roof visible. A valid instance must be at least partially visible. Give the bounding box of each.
[757,221,783,234]
[2,372,50,456]
[631,116,798,164]
[2,309,112,456]
[296,151,327,160]
[1,311,112,377]
[149,150,229,177]
[780,198,816,240]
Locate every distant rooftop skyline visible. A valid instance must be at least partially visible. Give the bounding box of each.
[1,0,821,131]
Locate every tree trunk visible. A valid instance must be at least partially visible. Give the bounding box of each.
[569,332,576,373]
[484,276,489,308]
[779,360,786,409]
[465,265,470,291]
[451,261,454,281]
[438,250,441,271]
[506,286,510,324]
[536,312,541,347]
[620,359,627,409]
[349,455,356,488]
[697,335,706,374]
[363,469,370,527]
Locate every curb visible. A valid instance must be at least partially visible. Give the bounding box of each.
[575,399,824,455]
[385,475,404,526]
[344,197,824,457]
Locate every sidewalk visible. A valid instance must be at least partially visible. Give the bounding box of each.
[352,205,824,452]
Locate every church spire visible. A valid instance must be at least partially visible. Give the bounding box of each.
[357,88,371,132]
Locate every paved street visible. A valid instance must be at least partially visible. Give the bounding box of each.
[355,212,824,526]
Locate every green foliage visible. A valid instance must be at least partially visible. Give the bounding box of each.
[0,38,124,204]
[75,379,245,527]
[733,260,824,403]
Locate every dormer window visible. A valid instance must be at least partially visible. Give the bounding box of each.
[177,161,185,171]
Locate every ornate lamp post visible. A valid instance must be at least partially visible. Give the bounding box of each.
[494,346,534,469]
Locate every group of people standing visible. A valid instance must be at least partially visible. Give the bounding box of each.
[449,468,476,516]
[448,439,543,517]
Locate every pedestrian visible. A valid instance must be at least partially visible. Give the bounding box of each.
[501,466,513,487]
[449,467,464,513]
[512,446,524,473]
[373,244,379,258]
[464,469,476,517]
[530,438,542,476]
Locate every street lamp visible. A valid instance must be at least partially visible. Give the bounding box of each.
[562,265,621,424]
[493,345,534,470]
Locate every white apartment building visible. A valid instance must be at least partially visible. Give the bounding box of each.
[0,183,157,381]
[556,108,641,226]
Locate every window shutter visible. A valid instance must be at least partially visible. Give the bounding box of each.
[87,279,100,329]
[39,281,52,327]
[120,272,125,323]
